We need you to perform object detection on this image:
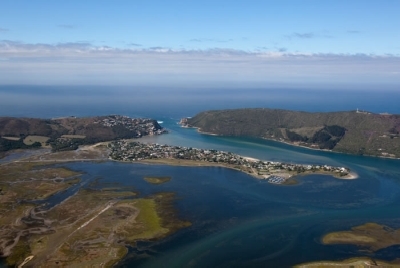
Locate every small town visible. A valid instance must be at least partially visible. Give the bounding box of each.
[94,115,167,136]
[108,140,351,184]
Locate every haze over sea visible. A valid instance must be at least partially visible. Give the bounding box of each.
[1,86,400,119]
[1,86,400,267]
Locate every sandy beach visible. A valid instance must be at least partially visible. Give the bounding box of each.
[340,172,359,180]
[128,157,359,184]
[242,156,259,162]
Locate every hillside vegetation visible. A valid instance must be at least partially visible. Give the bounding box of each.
[0,115,164,153]
[185,109,400,158]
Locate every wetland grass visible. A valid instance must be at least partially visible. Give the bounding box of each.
[143,176,171,185]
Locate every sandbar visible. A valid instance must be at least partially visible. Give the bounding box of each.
[322,222,400,251]
[295,257,400,268]
[138,157,358,183]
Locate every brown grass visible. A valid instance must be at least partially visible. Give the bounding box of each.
[321,222,400,251]
[23,135,49,146]
[295,257,400,268]
[144,176,171,184]
[61,135,86,139]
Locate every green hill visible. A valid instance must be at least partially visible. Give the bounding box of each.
[0,115,164,152]
[185,109,400,158]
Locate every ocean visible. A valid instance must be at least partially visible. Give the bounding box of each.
[1,85,400,267]
[1,85,400,119]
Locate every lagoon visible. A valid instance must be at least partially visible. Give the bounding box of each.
[1,86,400,266]
[105,119,400,266]
[58,155,400,267]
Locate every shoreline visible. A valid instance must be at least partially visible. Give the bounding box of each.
[295,257,400,268]
[341,171,358,179]
[112,157,359,183]
[186,126,400,161]
[6,141,359,184]
[266,137,400,160]
[115,157,263,179]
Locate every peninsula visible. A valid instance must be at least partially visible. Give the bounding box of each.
[180,108,400,158]
[108,141,356,184]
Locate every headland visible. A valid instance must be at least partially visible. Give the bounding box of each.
[180,108,400,158]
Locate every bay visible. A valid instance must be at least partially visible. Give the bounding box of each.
[1,86,400,267]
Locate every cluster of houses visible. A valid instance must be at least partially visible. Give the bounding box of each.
[94,115,166,136]
[108,141,350,184]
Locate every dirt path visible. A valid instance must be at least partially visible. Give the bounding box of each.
[68,201,116,237]
[18,255,34,268]
[52,201,117,255]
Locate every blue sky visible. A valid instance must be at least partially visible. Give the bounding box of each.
[0,0,399,87]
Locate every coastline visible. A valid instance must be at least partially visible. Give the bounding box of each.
[116,157,264,179]
[112,157,359,183]
[341,171,358,179]
[295,257,400,268]
[4,140,359,184]
[266,137,400,160]
[184,125,400,161]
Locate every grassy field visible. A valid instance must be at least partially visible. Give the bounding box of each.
[322,222,400,251]
[61,135,86,139]
[121,198,169,241]
[0,161,83,265]
[23,135,49,146]
[30,191,189,267]
[144,176,171,184]
[295,257,400,268]
[1,149,190,266]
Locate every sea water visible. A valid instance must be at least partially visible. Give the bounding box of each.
[57,156,400,267]
[1,86,400,267]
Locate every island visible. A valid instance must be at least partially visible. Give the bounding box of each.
[322,222,400,252]
[180,108,400,158]
[108,141,356,184]
[144,176,172,185]
[295,223,400,267]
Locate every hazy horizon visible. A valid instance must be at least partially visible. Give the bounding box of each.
[1,85,399,119]
[1,1,399,87]
[1,1,399,113]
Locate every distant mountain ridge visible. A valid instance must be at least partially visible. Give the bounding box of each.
[183,109,400,158]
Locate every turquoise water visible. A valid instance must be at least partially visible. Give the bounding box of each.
[56,119,399,267]
[59,157,399,266]
[123,119,400,266]
[1,87,400,267]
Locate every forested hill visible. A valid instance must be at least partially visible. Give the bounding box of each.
[184,109,400,158]
[0,115,164,152]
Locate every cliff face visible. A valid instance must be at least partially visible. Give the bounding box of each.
[186,109,400,158]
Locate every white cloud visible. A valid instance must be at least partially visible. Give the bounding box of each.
[0,40,399,87]
[285,31,333,40]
